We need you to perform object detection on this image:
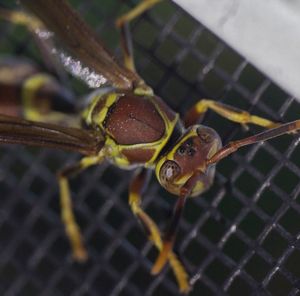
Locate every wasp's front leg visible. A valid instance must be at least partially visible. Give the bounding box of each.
[58,155,104,262]
[184,99,278,129]
[129,169,190,294]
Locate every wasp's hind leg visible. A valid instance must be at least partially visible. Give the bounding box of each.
[129,169,190,294]
[58,155,104,262]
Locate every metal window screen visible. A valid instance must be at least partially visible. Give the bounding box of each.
[0,1,300,295]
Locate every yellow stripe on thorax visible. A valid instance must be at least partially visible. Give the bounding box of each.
[83,91,179,169]
[145,97,179,166]
[82,92,118,128]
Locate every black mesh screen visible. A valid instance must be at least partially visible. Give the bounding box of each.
[0,1,300,295]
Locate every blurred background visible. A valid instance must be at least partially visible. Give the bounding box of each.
[0,0,300,295]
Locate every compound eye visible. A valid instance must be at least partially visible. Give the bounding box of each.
[177,145,186,155]
[197,128,214,143]
[159,160,181,184]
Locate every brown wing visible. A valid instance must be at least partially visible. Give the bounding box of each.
[0,114,104,155]
[20,0,139,90]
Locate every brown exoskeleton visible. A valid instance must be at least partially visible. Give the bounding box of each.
[0,0,299,293]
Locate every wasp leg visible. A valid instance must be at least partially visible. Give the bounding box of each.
[0,8,42,30]
[115,0,162,28]
[151,196,187,275]
[152,172,201,277]
[58,155,104,262]
[129,169,190,294]
[116,0,162,72]
[118,22,136,72]
[184,99,278,129]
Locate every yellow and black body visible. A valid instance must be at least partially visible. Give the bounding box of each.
[83,89,180,168]
[81,87,223,197]
[1,0,300,294]
[0,56,222,199]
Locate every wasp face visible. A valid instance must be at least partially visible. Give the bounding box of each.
[155,125,222,196]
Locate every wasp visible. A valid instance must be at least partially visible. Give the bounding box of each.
[0,0,299,293]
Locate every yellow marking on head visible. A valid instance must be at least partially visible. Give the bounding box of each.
[155,127,198,181]
[190,180,204,197]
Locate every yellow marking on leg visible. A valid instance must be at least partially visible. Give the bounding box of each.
[151,240,172,275]
[115,0,163,28]
[59,176,87,261]
[129,191,190,293]
[58,155,104,262]
[0,9,43,31]
[194,99,277,128]
[124,49,136,73]
[80,155,105,168]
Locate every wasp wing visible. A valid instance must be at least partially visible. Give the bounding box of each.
[20,0,139,90]
[0,114,104,155]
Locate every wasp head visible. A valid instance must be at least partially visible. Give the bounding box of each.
[155,125,222,197]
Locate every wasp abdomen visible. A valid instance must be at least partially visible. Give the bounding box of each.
[0,57,75,121]
[0,58,38,117]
